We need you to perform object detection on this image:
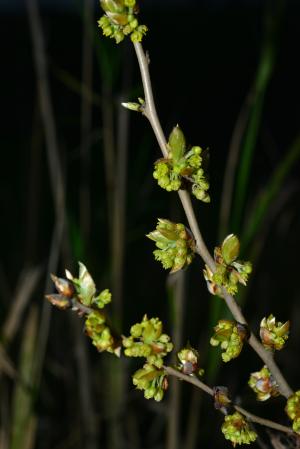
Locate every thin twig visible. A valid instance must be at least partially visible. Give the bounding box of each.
[132,41,293,399]
[164,366,294,436]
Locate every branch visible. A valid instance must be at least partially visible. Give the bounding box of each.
[132,41,293,399]
[164,366,294,436]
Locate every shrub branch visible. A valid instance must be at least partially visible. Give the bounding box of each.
[133,41,292,399]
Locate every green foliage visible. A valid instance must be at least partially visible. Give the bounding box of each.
[248,365,279,401]
[98,0,148,43]
[285,391,300,434]
[221,412,257,446]
[147,219,195,273]
[259,314,289,351]
[153,126,210,202]
[123,315,173,368]
[210,320,249,362]
[204,234,252,296]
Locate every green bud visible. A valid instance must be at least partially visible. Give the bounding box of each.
[100,0,125,14]
[221,234,240,265]
[168,125,186,162]
[121,101,142,112]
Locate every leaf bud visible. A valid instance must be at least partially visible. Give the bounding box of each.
[168,125,186,162]
[221,234,240,265]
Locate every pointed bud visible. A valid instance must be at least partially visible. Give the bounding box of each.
[50,274,75,298]
[168,125,186,162]
[45,294,71,310]
[121,101,142,112]
[100,0,125,14]
[221,234,240,265]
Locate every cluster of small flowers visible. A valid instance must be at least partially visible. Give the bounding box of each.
[259,314,290,351]
[248,366,279,401]
[153,126,210,202]
[123,315,173,368]
[98,0,147,43]
[132,363,168,402]
[85,311,117,354]
[204,234,252,296]
[285,391,300,434]
[222,412,257,446]
[147,219,195,273]
[123,315,173,401]
[210,320,249,363]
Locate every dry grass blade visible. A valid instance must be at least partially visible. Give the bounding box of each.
[2,265,42,343]
[10,306,38,449]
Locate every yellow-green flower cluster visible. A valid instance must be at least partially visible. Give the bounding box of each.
[133,363,168,401]
[259,314,290,352]
[221,412,257,446]
[210,320,249,363]
[248,366,279,401]
[147,219,195,273]
[285,391,300,434]
[85,311,120,356]
[153,126,210,202]
[98,0,147,44]
[204,234,252,296]
[123,315,173,368]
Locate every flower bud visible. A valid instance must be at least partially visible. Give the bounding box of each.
[177,346,200,375]
[248,366,279,401]
[260,314,290,351]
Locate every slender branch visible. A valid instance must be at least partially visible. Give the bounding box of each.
[164,366,294,436]
[132,41,293,399]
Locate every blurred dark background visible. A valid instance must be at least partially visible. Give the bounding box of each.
[1,0,300,448]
